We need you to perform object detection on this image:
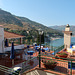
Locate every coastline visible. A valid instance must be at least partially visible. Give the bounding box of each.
[72,35,75,37]
[51,36,75,41]
[51,37,61,41]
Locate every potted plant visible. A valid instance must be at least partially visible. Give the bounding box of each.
[42,59,57,69]
[57,52,68,58]
[55,56,59,59]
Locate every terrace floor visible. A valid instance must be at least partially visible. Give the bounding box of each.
[0,46,75,75]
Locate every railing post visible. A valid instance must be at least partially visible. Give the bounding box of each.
[70,60,72,75]
[54,47,55,56]
[39,35,41,68]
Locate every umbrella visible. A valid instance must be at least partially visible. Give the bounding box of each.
[27,45,29,50]
[10,42,15,66]
[5,39,8,47]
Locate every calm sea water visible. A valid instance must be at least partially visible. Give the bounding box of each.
[50,37,75,47]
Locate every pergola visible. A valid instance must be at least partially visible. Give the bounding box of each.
[4,31,25,46]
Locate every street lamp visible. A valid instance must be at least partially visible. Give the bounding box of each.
[38,28,43,68]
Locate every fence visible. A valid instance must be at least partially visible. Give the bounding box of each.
[41,55,75,75]
[1,54,75,75]
[0,57,38,75]
[53,45,64,55]
[0,65,20,75]
[20,57,39,74]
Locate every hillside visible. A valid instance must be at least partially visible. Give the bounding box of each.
[16,16,62,34]
[0,9,23,27]
[50,25,75,35]
[0,9,63,38]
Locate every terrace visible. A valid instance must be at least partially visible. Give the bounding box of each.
[0,44,75,75]
[0,25,75,75]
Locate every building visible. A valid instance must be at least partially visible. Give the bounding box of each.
[63,24,72,48]
[0,26,25,53]
[0,26,4,53]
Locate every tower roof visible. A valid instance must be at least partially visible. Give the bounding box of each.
[66,24,70,27]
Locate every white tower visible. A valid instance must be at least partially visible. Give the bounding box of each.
[0,26,4,53]
[63,24,72,48]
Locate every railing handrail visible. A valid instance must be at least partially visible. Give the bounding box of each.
[53,45,64,55]
[0,65,19,74]
[41,55,75,75]
[21,57,38,74]
[22,57,37,64]
[41,54,75,61]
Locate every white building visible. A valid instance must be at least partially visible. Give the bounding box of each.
[63,24,72,48]
[0,26,25,53]
[0,26,4,53]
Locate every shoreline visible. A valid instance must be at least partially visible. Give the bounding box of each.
[51,36,75,41]
[72,35,75,37]
[51,37,61,41]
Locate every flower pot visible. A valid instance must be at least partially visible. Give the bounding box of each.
[57,54,68,58]
[56,52,68,58]
[44,63,57,69]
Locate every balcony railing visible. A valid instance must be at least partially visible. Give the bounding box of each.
[41,55,75,75]
[21,57,39,74]
[53,45,64,55]
[0,65,20,75]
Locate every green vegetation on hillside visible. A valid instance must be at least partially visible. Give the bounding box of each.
[0,9,23,27]
[0,9,63,43]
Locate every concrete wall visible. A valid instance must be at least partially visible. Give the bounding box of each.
[4,44,24,52]
[0,27,4,53]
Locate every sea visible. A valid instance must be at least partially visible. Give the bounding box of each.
[50,37,75,47]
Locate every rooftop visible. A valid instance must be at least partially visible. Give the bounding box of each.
[4,31,25,39]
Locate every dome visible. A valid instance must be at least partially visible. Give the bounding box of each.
[66,24,70,27]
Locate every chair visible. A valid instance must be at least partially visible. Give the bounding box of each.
[35,44,37,46]
[51,52,54,55]
[36,48,40,52]
[48,49,50,52]
[68,62,75,70]
[70,44,73,48]
[27,45,29,48]
[42,49,45,52]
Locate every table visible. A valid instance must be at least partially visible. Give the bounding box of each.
[35,46,44,52]
[43,48,49,51]
[42,47,49,52]
[67,48,75,55]
[72,45,75,48]
[35,46,43,48]
[27,51,34,58]
[35,46,40,48]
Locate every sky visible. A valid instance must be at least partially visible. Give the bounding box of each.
[0,0,75,26]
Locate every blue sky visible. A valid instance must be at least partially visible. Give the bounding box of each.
[0,0,75,26]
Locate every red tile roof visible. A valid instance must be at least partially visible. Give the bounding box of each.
[4,31,25,39]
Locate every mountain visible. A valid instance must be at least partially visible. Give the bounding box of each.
[0,9,23,27]
[50,25,75,35]
[0,9,63,37]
